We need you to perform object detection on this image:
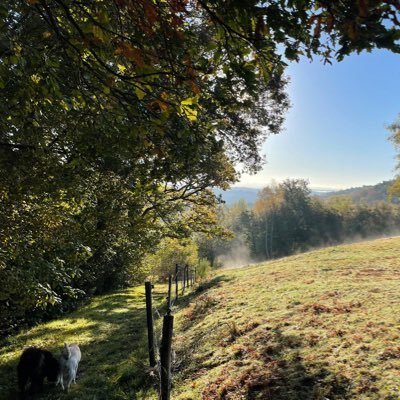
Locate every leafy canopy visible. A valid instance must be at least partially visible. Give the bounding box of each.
[0,0,399,333]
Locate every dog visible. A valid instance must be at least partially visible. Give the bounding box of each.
[17,346,60,399]
[57,343,81,391]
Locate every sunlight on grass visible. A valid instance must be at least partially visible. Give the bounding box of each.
[2,238,400,399]
[171,237,400,399]
[0,285,171,400]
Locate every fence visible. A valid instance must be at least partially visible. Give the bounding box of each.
[145,264,197,400]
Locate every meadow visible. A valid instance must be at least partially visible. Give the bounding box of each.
[172,237,400,399]
[1,237,400,399]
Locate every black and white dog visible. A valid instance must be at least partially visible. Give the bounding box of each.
[57,343,81,391]
[17,346,60,399]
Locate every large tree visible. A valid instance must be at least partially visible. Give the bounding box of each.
[1,0,399,333]
[1,1,399,194]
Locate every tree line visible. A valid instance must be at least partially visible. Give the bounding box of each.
[199,179,400,266]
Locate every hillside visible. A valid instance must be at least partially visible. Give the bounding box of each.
[214,181,399,206]
[0,286,166,399]
[172,237,400,399]
[322,180,398,204]
[214,187,260,206]
[1,238,400,399]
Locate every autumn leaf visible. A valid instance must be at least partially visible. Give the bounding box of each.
[179,96,199,121]
[115,43,145,67]
[143,0,158,25]
[191,81,201,94]
[92,25,105,42]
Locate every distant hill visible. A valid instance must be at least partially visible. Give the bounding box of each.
[214,187,260,206]
[321,180,398,204]
[215,180,399,207]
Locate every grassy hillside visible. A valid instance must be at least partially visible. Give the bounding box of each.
[1,237,400,399]
[172,237,400,399]
[321,180,398,204]
[0,285,170,400]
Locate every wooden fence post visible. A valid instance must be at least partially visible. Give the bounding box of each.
[186,264,189,288]
[182,265,186,295]
[160,314,174,400]
[175,264,179,301]
[145,281,156,367]
[167,274,172,312]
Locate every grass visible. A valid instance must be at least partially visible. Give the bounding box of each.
[171,237,400,399]
[2,237,400,399]
[0,285,171,400]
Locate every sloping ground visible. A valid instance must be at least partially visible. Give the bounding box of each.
[172,237,400,400]
[1,238,400,400]
[0,285,170,400]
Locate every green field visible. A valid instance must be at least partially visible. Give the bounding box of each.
[0,286,167,400]
[2,237,400,399]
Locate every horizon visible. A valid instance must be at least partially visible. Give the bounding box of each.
[231,178,393,193]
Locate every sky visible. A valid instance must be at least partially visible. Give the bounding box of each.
[236,49,400,190]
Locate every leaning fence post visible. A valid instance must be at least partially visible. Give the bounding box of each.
[145,281,156,367]
[160,314,174,400]
[167,274,172,312]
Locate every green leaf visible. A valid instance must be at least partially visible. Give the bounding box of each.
[135,86,146,100]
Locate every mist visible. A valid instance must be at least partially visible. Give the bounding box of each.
[216,239,255,269]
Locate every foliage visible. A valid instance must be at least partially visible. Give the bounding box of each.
[323,180,399,204]
[389,115,400,197]
[1,0,399,333]
[196,258,212,279]
[145,237,199,280]
[210,180,400,266]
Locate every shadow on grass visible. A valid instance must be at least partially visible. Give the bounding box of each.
[171,274,233,312]
[201,327,351,400]
[0,275,233,400]
[257,328,351,400]
[167,273,352,400]
[0,286,167,400]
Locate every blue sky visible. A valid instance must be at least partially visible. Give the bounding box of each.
[236,49,400,190]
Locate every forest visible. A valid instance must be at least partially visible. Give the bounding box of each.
[1,0,400,340]
[201,179,400,268]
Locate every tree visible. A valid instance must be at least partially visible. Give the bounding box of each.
[1,0,400,332]
[145,237,198,281]
[2,1,399,199]
[389,115,400,196]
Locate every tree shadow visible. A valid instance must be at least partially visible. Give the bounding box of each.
[171,274,233,312]
[201,327,352,400]
[0,286,167,400]
[255,328,351,399]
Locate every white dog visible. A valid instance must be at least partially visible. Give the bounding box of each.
[57,343,81,391]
